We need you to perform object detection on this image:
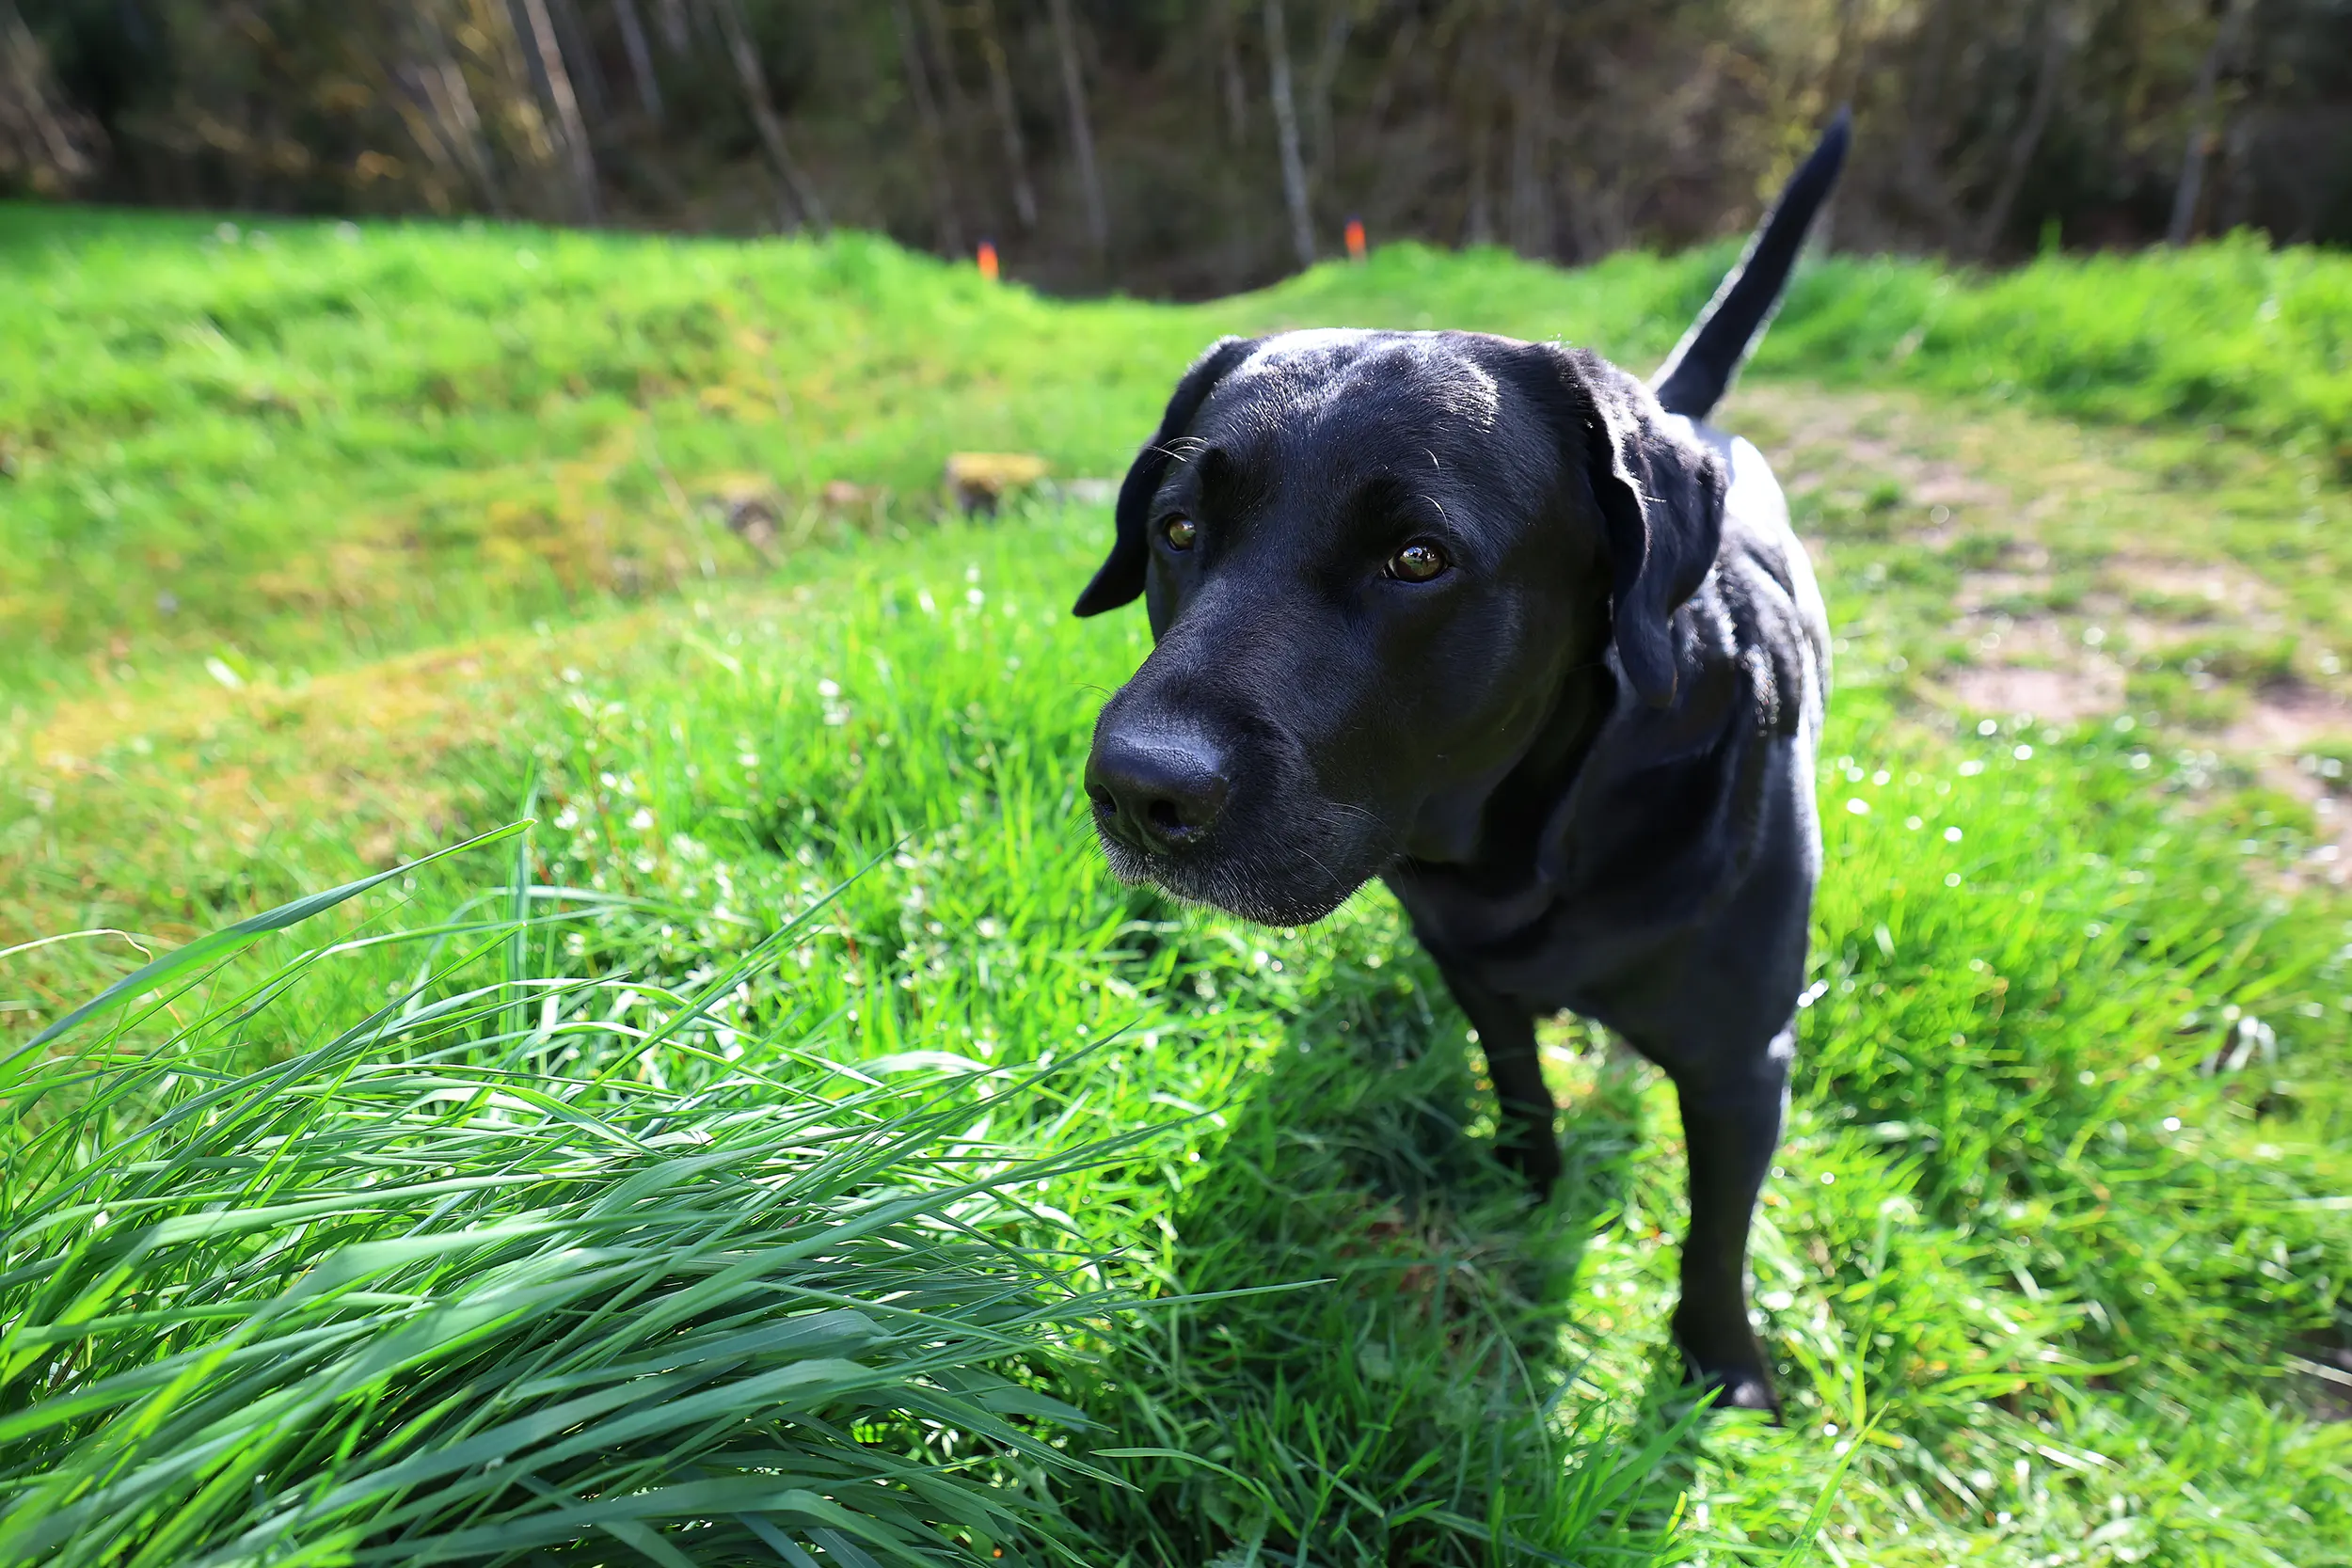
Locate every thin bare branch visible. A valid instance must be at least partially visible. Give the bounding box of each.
[1046,0,1107,261]
[972,0,1036,230]
[707,0,826,230]
[893,0,964,253]
[515,0,602,221]
[1265,0,1315,267]
[612,0,663,123]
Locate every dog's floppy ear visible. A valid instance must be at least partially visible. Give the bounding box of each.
[1549,346,1727,707]
[1073,335,1260,617]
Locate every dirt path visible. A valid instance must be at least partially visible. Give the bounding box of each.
[1724,381,2352,880]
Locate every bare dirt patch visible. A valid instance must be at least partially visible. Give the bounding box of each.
[1953,567,2053,616]
[1726,386,2013,517]
[1937,611,2127,725]
[1945,663,2126,725]
[2105,556,2287,633]
[2219,684,2352,756]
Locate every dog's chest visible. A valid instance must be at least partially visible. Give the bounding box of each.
[1385,529,1827,1014]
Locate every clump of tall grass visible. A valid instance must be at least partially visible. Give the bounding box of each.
[0,843,1156,1566]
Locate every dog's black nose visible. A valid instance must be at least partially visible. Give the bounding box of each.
[1086,731,1230,853]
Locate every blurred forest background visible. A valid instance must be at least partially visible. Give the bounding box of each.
[3,0,2348,298]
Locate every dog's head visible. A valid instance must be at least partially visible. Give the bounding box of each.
[1074,329,1725,925]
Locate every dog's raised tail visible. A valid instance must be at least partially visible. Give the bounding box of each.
[1650,109,1851,421]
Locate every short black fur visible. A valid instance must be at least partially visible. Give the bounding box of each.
[1074,119,1848,1416]
[1074,335,1262,618]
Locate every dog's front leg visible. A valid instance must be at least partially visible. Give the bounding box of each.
[1665,1025,1793,1416]
[1439,969,1561,1196]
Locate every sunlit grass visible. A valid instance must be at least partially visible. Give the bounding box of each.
[2,869,1162,1566]
[5,204,2344,696]
[5,205,2350,1561]
[8,510,2347,1562]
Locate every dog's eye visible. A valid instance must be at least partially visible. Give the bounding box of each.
[1387,542,1449,582]
[1161,516,1198,551]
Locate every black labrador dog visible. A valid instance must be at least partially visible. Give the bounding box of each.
[1074,119,1849,1415]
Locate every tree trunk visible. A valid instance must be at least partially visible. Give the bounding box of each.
[1973,0,2075,259]
[708,0,825,230]
[0,0,103,192]
[1464,110,1492,245]
[2168,0,2257,245]
[973,0,1037,230]
[919,0,985,236]
[1809,0,1867,254]
[654,0,690,54]
[516,0,602,221]
[612,0,662,122]
[1265,0,1316,268]
[423,9,507,215]
[548,0,609,128]
[1506,7,1558,257]
[1305,0,1352,183]
[1363,12,1418,132]
[1215,0,1249,145]
[1453,13,1496,247]
[1046,0,1108,261]
[919,0,977,145]
[2213,99,2255,235]
[892,0,963,253]
[1896,0,1967,246]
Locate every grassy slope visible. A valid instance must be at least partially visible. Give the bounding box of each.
[4,206,2346,693]
[4,208,2352,1563]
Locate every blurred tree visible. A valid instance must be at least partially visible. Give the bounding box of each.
[7,0,2347,294]
[1045,0,1106,266]
[1265,0,1313,267]
[0,0,103,193]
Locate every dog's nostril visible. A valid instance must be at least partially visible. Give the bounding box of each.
[1087,732,1230,851]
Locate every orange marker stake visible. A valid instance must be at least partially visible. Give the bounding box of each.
[1344,217,1367,262]
[977,240,1000,281]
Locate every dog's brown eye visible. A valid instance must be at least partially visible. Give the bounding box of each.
[1162,516,1198,550]
[1388,542,1449,581]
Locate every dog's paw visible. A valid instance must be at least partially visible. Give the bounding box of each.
[1671,1309,1782,1420]
[1692,1363,1782,1419]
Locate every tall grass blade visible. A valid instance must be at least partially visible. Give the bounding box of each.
[14,822,532,1057]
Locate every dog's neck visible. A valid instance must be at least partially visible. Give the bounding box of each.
[1395,638,1619,881]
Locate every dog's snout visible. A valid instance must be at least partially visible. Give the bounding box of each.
[1086,730,1231,853]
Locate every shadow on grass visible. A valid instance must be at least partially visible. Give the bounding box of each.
[1067,970,1706,1566]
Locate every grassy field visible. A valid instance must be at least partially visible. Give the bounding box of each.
[4,206,2352,1564]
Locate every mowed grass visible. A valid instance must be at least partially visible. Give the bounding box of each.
[4,208,2352,1561]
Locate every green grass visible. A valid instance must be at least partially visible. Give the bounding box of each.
[9,514,2351,1563]
[5,207,2352,1562]
[5,205,2347,697]
[1,900,1145,1565]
